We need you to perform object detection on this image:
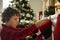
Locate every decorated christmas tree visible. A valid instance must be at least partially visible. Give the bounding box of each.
[9,0,36,40]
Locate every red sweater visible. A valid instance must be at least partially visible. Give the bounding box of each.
[1,19,52,40]
[1,24,38,40]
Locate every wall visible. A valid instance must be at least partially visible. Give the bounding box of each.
[0,0,2,38]
[0,0,2,13]
[0,0,2,30]
[30,0,43,20]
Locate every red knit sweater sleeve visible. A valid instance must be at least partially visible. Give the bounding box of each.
[38,19,52,33]
[1,24,38,40]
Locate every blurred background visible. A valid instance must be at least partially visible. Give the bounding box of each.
[0,0,60,40]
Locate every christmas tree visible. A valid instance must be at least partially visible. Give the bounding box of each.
[9,0,36,40]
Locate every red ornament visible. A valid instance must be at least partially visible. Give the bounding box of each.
[39,11,42,20]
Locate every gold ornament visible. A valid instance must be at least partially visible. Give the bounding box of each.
[55,2,60,8]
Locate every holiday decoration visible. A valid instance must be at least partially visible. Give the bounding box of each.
[55,1,60,13]
[39,11,42,20]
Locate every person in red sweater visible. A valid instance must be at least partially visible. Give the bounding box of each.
[1,7,52,40]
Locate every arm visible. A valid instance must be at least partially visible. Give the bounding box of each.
[5,24,38,39]
[36,19,52,33]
